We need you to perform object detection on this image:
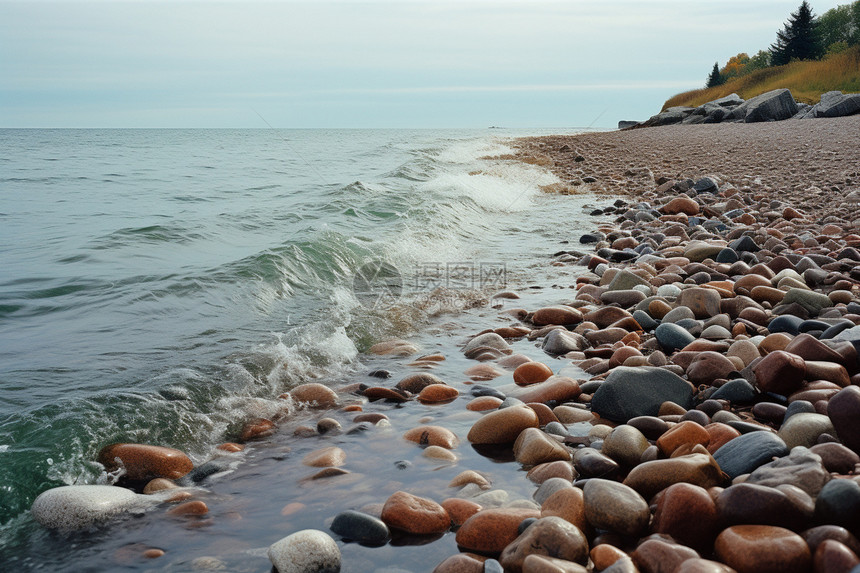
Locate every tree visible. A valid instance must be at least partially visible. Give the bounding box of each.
[818,3,853,47]
[706,62,725,87]
[746,50,772,74]
[770,1,824,65]
[721,53,751,80]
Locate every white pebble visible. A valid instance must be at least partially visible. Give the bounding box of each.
[31,485,140,531]
[268,529,341,573]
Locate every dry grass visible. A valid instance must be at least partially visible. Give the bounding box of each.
[663,46,860,110]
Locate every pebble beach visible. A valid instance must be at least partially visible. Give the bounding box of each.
[21,117,860,573]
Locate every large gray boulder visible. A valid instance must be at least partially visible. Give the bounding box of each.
[803,91,860,118]
[642,107,696,127]
[727,88,798,123]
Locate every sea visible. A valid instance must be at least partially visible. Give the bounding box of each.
[0,128,603,568]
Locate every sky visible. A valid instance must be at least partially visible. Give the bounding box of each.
[0,0,849,128]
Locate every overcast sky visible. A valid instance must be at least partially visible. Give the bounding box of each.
[0,0,848,128]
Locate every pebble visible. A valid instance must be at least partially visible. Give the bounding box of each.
[827,386,860,454]
[513,428,572,466]
[777,413,836,449]
[714,525,811,573]
[514,362,554,386]
[455,507,542,554]
[591,366,694,423]
[655,323,697,352]
[651,483,720,552]
[302,447,346,467]
[30,485,142,531]
[330,510,389,545]
[623,453,724,500]
[380,491,450,535]
[286,383,339,408]
[403,426,459,449]
[533,306,584,326]
[632,537,700,573]
[602,425,650,467]
[441,498,482,527]
[716,483,811,531]
[582,478,649,537]
[97,443,194,482]
[814,479,860,528]
[712,428,789,479]
[467,405,540,444]
[417,384,460,404]
[744,446,831,497]
[268,529,341,573]
[500,516,589,571]
[540,487,587,533]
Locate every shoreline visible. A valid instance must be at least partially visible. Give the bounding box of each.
[19,119,860,572]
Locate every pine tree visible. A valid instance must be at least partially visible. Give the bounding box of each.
[706,62,724,88]
[770,1,823,65]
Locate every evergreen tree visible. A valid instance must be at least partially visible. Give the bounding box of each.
[706,62,724,87]
[770,1,823,65]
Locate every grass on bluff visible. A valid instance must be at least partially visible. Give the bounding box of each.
[663,46,860,110]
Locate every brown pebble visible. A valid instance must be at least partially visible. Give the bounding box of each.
[97,443,194,481]
[455,507,542,554]
[380,491,450,535]
[467,404,539,444]
[143,478,178,494]
[403,425,459,449]
[418,384,460,403]
[714,525,811,573]
[514,361,554,386]
[216,442,244,453]
[441,498,482,527]
[142,549,164,559]
[239,418,276,441]
[302,446,346,467]
[167,500,208,516]
[285,382,338,407]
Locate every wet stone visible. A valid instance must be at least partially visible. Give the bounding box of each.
[778,413,835,449]
[716,483,812,531]
[455,507,542,555]
[623,453,725,500]
[467,405,540,445]
[814,479,860,528]
[651,482,720,553]
[30,485,141,531]
[513,428,572,466]
[827,386,860,454]
[591,366,694,423]
[655,323,696,353]
[583,478,649,537]
[268,529,341,573]
[810,443,860,474]
[712,431,789,479]
[500,516,589,571]
[752,350,807,396]
[714,525,811,573]
[745,446,830,497]
[632,537,700,573]
[98,443,194,482]
[380,491,450,535]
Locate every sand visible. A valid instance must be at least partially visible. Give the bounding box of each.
[515,116,860,216]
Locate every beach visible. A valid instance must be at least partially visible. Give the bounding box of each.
[7,119,860,572]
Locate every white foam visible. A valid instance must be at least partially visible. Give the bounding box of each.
[0,445,9,453]
[421,160,559,213]
[433,138,514,165]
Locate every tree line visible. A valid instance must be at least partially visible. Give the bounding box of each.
[706,0,860,88]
